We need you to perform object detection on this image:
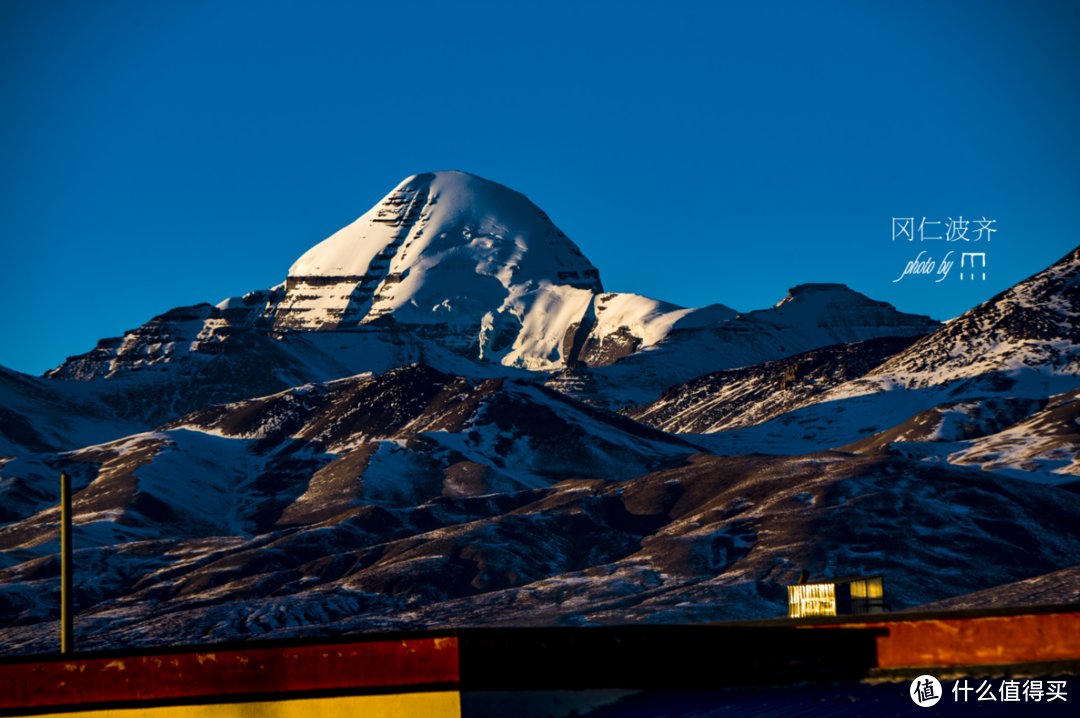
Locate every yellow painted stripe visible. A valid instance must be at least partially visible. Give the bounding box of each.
[41,691,461,718]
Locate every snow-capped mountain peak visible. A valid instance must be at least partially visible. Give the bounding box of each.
[268,171,603,333]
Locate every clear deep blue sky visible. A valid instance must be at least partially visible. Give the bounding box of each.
[2,1,1079,376]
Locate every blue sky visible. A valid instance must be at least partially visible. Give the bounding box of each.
[2,1,1079,376]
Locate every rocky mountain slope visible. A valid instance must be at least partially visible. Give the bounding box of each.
[0,364,697,547]
[617,336,923,434]
[30,301,532,439]
[2,448,1078,654]
[682,247,1080,475]
[905,566,1080,612]
[837,245,1080,398]
[0,366,145,457]
[836,388,1080,490]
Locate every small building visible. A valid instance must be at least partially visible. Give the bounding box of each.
[787,574,886,618]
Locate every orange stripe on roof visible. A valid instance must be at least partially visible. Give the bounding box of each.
[811,610,1080,668]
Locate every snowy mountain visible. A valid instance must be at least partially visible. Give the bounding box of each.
[33,299,535,439]
[48,172,736,381]
[0,364,698,551]
[548,284,939,409]
[841,245,1080,396]
[944,389,1080,481]
[272,171,604,328]
[679,246,1080,482]
[25,173,941,450]
[4,173,1080,653]
[0,365,145,457]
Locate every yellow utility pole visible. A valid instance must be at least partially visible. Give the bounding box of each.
[60,472,73,654]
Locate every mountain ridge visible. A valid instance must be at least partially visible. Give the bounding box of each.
[3,174,1079,653]
[9,172,938,453]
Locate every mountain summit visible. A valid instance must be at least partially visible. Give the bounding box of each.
[234,170,737,370]
[263,171,603,335]
[35,171,934,443]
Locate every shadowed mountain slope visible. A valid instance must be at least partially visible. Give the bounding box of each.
[2,449,1079,654]
[618,336,923,434]
[905,566,1080,612]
